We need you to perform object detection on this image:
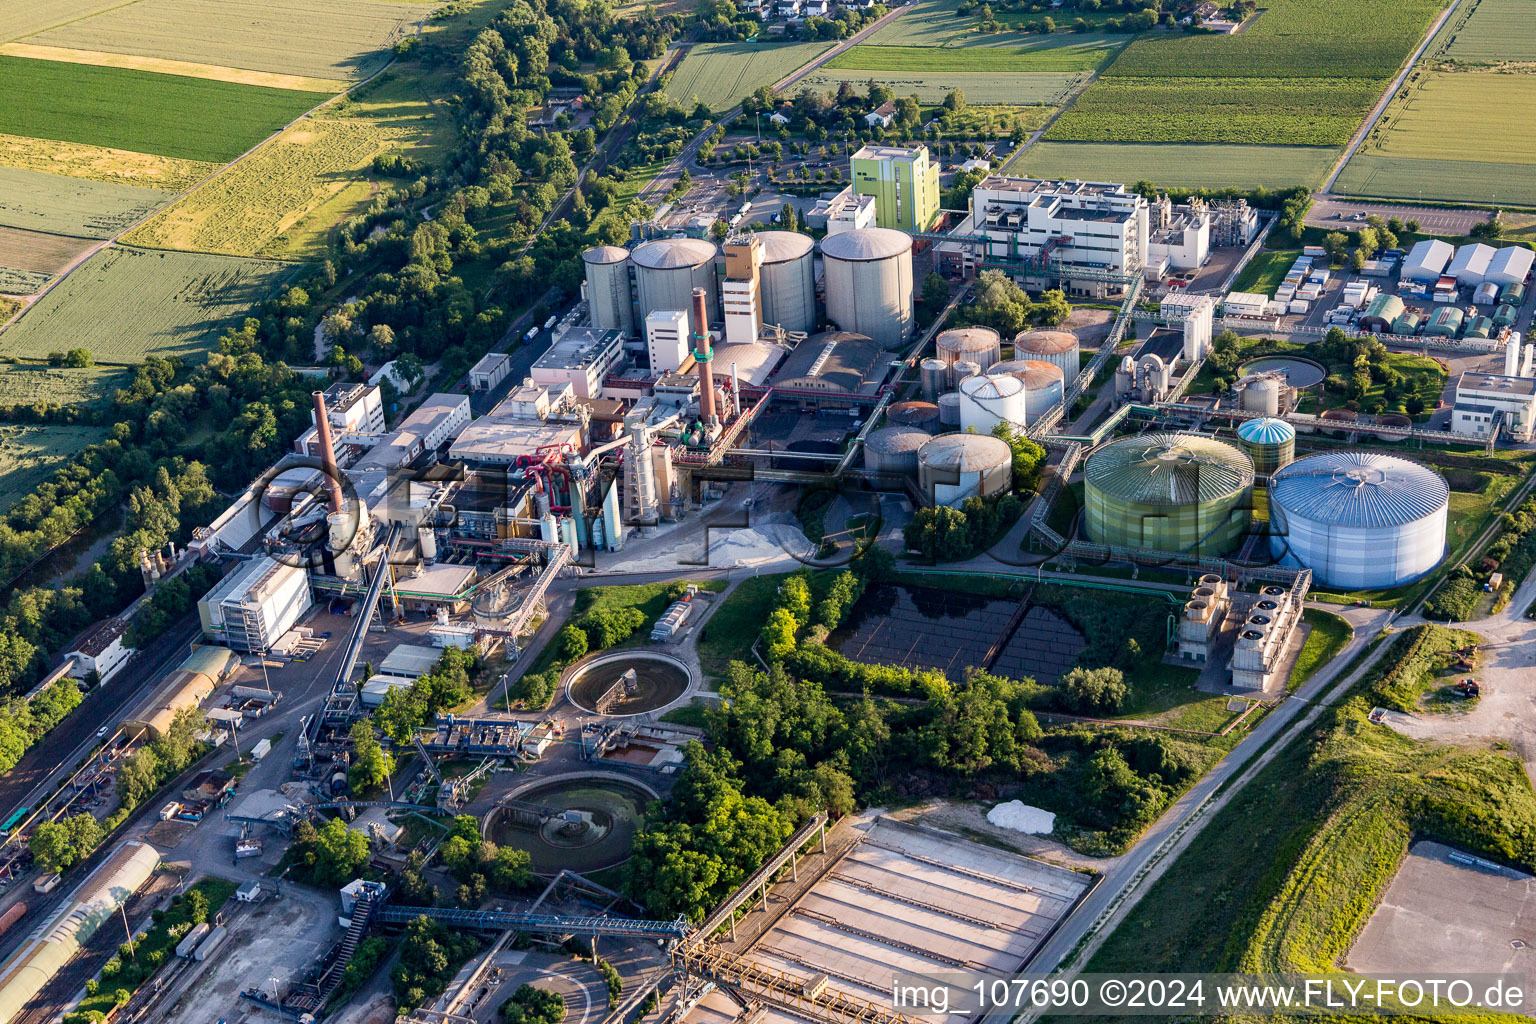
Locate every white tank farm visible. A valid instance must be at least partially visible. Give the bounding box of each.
[937,392,962,428]
[989,358,1064,418]
[821,228,913,348]
[582,245,634,336]
[1268,451,1449,589]
[958,373,1027,434]
[631,237,718,325]
[1015,329,1080,381]
[864,425,932,474]
[936,326,1002,368]
[917,432,1013,507]
[754,230,815,333]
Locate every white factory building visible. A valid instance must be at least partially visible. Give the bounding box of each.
[645,309,691,374]
[448,380,585,465]
[469,352,512,392]
[1451,372,1536,442]
[1402,239,1455,283]
[1145,194,1210,275]
[64,616,132,684]
[1486,246,1535,287]
[294,382,386,455]
[807,187,878,235]
[197,556,313,654]
[531,326,624,398]
[1447,243,1496,287]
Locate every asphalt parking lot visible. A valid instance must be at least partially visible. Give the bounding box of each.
[1308,197,1490,237]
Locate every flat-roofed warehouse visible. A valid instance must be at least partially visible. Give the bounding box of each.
[771,331,897,407]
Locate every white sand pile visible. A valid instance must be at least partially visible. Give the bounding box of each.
[986,800,1055,834]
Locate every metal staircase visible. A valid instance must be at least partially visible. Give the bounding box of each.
[317,890,377,998]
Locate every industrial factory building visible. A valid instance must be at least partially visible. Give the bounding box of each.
[448,382,585,466]
[965,177,1149,282]
[771,331,896,404]
[293,382,387,457]
[531,327,624,399]
[1084,433,1254,556]
[197,556,313,654]
[1402,239,1455,284]
[1269,451,1448,589]
[123,645,235,739]
[1451,372,1536,442]
[849,144,940,233]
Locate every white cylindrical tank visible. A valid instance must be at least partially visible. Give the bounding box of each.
[1525,343,1534,378]
[989,358,1064,418]
[959,373,1027,434]
[1269,451,1449,589]
[540,513,559,544]
[419,527,437,563]
[582,245,633,336]
[560,517,579,554]
[755,230,815,333]
[951,359,981,388]
[631,237,718,325]
[1015,329,1080,380]
[864,425,932,474]
[821,228,914,348]
[1505,334,1521,376]
[936,326,1002,368]
[937,392,962,428]
[1244,377,1282,415]
[917,433,1013,507]
[919,357,949,400]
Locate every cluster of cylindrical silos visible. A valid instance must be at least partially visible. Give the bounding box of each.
[921,325,1077,430]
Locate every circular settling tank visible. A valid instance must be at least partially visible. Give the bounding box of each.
[1239,356,1326,389]
[566,652,691,716]
[486,776,656,875]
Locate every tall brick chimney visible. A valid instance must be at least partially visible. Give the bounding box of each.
[691,287,716,427]
[311,391,346,514]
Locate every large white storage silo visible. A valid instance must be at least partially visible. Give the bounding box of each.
[958,373,1026,434]
[631,237,718,325]
[821,228,913,348]
[755,230,815,333]
[583,245,634,336]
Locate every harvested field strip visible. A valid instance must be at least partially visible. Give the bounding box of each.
[0,226,96,275]
[0,363,126,407]
[0,424,111,507]
[28,0,435,82]
[0,0,121,44]
[1360,70,1536,162]
[123,115,437,258]
[1045,77,1381,146]
[0,246,300,363]
[795,69,1086,105]
[0,269,54,296]
[1441,0,1536,62]
[0,133,218,191]
[0,165,168,239]
[663,41,832,114]
[0,55,329,163]
[1015,142,1339,189]
[1334,154,1536,208]
[0,42,353,93]
[827,42,1113,73]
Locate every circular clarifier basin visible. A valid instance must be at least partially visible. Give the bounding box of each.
[486,776,654,874]
[566,652,690,717]
[1239,356,1327,389]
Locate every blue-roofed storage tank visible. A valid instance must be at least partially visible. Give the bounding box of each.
[1236,417,1296,475]
[1269,451,1448,590]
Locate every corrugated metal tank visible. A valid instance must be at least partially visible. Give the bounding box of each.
[0,842,161,1023]
[582,245,634,336]
[959,373,1027,434]
[1243,377,1281,415]
[888,400,941,431]
[631,238,718,325]
[917,433,1013,507]
[1236,417,1296,475]
[989,358,1064,418]
[754,231,815,333]
[919,358,949,400]
[1015,329,1080,380]
[821,228,913,348]
[937,392,962,428]
[864,425,932,474]
[951,359,981,388]
[1269,451,1448,589]
[1084,432,1253,555]
[936,327,1002,368]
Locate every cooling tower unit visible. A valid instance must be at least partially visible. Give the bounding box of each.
[917,433,1013,507]
[1236,417,1296,475]
[1084,432,1254,556]
[936,327,1002,369]
[754,230,816,333]
[821,228,914,347]
[958,373,1027,435]
[631,237,718,325]
[582,245,634,336]
[989,358,1064,418]
[1015,329,1080,381]
[1268,451,1449,589]
[864,425,932,474]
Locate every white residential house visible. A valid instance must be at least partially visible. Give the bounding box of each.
[864,100,896,128]
[769,110,792,126]
[65,617,132,684]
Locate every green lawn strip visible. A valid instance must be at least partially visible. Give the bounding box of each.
[696,573,790,680]
[826,42,1113,73]
[0,55,328,163]
[1230,249,1300,297]
[1292,609,1353,689]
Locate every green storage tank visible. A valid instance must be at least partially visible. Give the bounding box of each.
[1237,417,1297,475]
[1084,432,1254,556]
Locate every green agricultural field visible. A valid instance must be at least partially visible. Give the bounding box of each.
[0,225,94,275]
[25,0,432,81]
[864,0,977,46]
[663,41,831,114]
[1442,0,1536,62]
[0,269,52,295]
[827,39,1115,73]
[0,423,111,507]
[1334,153,1536,207]
[0,165,168,239]
[0,245,300,363]
[0,0,119,43]
[796,69,1086,106]
[0,362,126,408]
[1015,142,1340,189]
[0,56,329,163]
[1046,77,1381,146]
